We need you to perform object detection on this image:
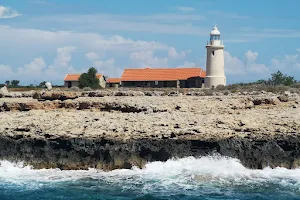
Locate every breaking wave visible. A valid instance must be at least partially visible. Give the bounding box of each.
[1,156,300,199]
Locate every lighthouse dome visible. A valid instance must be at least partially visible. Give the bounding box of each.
[210,25,220,35]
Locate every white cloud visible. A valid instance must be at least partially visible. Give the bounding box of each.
[174,6,195,13]
[270,50,300,71]
[17,57,46,76]
[44,46,77,80]
[176,61,196,68]
[129,47,187,69]
[0,64,14,81]
[93,59,117,77]
[168,47,186,59]
[0,26,177,84]
[1,46,79,84]
[86,57,121,78]
[0,6,21,19]
[243,29,300,38]
[52,46,76,68]
[244,50,258,62]
[225,50,269,76]
[0,26,169,53]
[85,52,100,61]
[223,49,300,82]
[32,14,207,35]
[130,50,168,68]
[249,63,269,74]
[224,51,245,75]
[93,59,115,68]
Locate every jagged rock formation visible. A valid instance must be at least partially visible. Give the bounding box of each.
[1,133,299,170]
[33,91,80,101]
[0,94,300,170]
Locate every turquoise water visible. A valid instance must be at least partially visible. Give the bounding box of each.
[1,156,300,200]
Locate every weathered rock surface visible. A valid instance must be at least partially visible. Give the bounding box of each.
[1,133,299,170]
[0,94,300,170]
[33,91,80,101]
[0,86,8,96]
[0,86,12,98]
[0,97,168,112]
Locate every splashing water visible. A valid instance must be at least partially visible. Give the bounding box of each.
[1,156,300,200]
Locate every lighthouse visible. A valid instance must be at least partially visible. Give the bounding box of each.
[204,25,226,88]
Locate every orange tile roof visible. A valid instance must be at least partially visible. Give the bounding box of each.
[64,74,103,81]
[121,68,206,81]
[106,78,121,84]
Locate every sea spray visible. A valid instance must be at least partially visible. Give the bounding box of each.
[1,156,300,199]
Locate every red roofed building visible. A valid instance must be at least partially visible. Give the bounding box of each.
[64,74,106,88]
[121,67,206,88]
[106,78,121,88]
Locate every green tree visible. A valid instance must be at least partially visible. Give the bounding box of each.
[283,75,297,86]
[11,80,20,87]
[269,71,296,86]
[269,71,284,85]
[78,67,100,89]
[5,80,10,86]
[255,79,267,84]
[39,81,47,88]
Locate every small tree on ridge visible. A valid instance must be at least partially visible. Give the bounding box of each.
[78,67,100,89]
[11,80,20,87]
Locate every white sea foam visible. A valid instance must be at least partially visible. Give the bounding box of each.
[1,156,300,191]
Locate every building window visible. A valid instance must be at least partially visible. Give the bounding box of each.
[210,35,220,41]
[212,51,215,57]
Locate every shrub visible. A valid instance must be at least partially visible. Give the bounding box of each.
[291,83,300,88]
[203,89,214,96]
[11,80,20,87]
[83,87,92,91]
[269,71,296,86]
[39,81,47,88]
[69,86,80,91]
[216,85,226,90]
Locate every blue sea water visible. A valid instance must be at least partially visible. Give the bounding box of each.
[1,156,300,200]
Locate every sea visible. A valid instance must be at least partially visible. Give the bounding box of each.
[1,156,300,200]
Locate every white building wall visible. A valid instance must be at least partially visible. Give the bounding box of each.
[99,76,106,88]
[204,27,226,88]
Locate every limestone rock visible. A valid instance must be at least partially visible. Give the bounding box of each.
[22,90,36,98]
[87,91,105,97]
[1,94,300,170]
[45,82,52,90]
[252,97,280,105]
[6,92,22,98]
[284,91,291,96]
[277,95,289,102]
[0,86,9,96]
[33,91,80,101]
[144,91,165,96]
[114,91,145,96]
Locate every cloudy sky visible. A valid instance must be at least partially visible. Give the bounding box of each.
[1,0,300,85]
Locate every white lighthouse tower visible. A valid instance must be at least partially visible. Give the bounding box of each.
[204,25,226,88]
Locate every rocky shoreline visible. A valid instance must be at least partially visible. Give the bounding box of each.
[1,90,300,170]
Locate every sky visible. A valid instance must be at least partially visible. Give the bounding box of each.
[0,0,300,85]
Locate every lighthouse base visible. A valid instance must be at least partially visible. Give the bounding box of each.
[204,76,226,88]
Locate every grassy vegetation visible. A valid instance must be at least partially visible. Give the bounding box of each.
[5,86,64,92]
[213,84,300,94]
